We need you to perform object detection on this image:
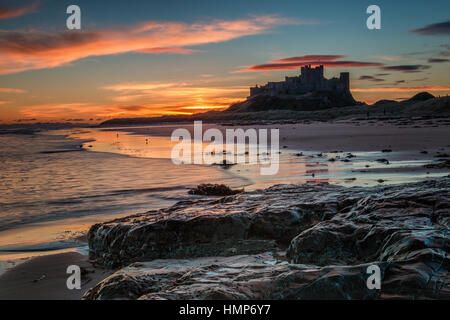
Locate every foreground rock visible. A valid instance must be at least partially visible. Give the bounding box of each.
[84,251,448,300]
[87,178,450,299]
[88,183,367,268]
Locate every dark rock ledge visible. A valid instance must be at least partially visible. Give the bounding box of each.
[85,178,450,300]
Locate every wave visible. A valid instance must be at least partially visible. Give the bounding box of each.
[0,240,85,253]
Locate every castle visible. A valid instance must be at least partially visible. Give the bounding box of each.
[249,65,350,98]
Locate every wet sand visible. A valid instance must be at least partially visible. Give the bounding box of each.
[105,118,450,188]
[0,252,112,300]
[251,119,450,153]
[112,118,450,154]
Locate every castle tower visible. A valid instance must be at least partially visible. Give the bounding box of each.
[317,65,324,79]
[339,72,350,92]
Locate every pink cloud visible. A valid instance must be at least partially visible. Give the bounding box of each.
[234,55,383,73]
[271,55,345,63]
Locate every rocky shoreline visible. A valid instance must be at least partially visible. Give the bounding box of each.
[85,178,450,299]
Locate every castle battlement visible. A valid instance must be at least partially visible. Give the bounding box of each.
[249,65,350,98]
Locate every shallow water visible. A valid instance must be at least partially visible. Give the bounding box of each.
[0,130,248,252]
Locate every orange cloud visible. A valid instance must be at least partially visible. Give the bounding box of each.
[17,102,198,121]
[0,87,26,93]
[0,15,300,75]
[135,47,202,54]
[103,82,180,92]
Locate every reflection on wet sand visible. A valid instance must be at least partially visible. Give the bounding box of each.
[70,126,449,190]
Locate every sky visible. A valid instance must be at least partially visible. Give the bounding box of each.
[0,0,449,123]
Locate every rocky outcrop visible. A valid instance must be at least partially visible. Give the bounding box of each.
[86,178,450,299]
[88,182,363,267]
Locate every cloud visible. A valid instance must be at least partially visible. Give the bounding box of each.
[0,1,39,20]
[271,55,345,63]
[102,81,247,108]
[411,77,429,82]
[102,82,178,92]
[0,30,100,54]
[352,85,450,92]
[116,105,149,112]
[234,55,435,74]
[135,47,202,54]
[234,54,382,72]
[0,15,300,75]
[380,65,430,73]
[17,102,200,120]
[410,20,450,36]
[0,87,26,93]
[427,58,449,63]
[19,103,91,119]
[378,56,405,61]
[359,75,385,82]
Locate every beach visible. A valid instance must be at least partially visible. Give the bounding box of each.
[0,252,112,300]
[114,118,450,152]
[0,118,449,299]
